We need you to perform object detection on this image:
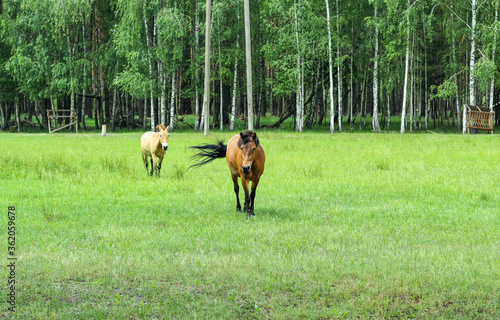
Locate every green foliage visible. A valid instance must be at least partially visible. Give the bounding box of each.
[473,56,497,93]
[430,79,458,100]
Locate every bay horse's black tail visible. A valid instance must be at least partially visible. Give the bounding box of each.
[188,140,227,169]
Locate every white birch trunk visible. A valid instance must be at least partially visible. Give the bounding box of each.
[230,20,240,131]
[194,1,201,131]
[111,87,117,129]
[144,14,155,131]
[372,4,381,132]
[160,64,167,126]
[326,0,335,133]
[469,0,477,106]
[15,97,20,132]
[409,35,414,132]
[219,33,223,130]
[450,6,461,132]
[350,24,354,131]
[203,0,212,135]
[143,98,147,129]
[387,93,391,129]
[490,0,499,112]
[170,70,176,130]
[294,0,303,132]
[67,31,75,131]
[243,0,253,131]
[336,0,342,132]
[81,16,87,130]
[400,2,411,134]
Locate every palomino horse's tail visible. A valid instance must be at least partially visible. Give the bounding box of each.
[188,140,227,169]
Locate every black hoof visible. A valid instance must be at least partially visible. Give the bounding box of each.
[236,207,242,212]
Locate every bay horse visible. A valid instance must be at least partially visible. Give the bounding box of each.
[141,124,169,177]
[189,130,265,220]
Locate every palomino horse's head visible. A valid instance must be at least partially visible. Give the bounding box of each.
[156,124,170,151]
[238,131,259,174]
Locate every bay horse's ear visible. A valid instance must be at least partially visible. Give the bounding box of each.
[166,126,169,131]
[252,132,259,147]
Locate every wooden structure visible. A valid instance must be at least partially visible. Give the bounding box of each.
[47,109,78,133]
[464,105,494,134]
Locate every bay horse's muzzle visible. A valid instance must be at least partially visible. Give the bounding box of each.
[242,165,251,174]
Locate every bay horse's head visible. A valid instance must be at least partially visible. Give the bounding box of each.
[238,130,259,174]
[156,124,169,151]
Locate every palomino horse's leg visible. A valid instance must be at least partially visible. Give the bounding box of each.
[232,174,241,212]
[241,178,251,219]
[157,158,162,177]
[143,154,149,175]
[152,155,159,176]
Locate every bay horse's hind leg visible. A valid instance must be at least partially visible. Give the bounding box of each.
[232,174,241,212]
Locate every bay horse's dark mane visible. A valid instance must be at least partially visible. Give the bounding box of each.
[238,130,259,148]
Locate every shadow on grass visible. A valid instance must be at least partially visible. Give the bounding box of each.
[257,206,299,221]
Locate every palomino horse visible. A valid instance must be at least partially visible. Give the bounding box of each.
[189,130,265,220]
[141,124,169,176]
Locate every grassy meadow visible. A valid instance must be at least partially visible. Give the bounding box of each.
[1,130,499,319]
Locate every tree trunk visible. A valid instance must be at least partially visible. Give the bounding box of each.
[350,23,354,131]
[450,5,461,132]
[15,97,20,132]
[219,39,223,130]
[244,0,253,131]
[400,1,411,134]
[144,10,155,132]
[81,14,87,131]
[336,0,342,132]
[170,70,176,130]
[325,0,335,133]
[469,0,477,106]
[230,19,239,131]
[194,1,201,131]
[372,4,381,132]
[203,0,212,135]
[490,0,499,112]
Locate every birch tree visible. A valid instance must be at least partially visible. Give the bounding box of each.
[326,0,335,133]
[203,0,212,135]
[400,0,411,134]
[372,1,381,132]
[469,0,478,107]
[489,0,499,111]
[244,0,253,131]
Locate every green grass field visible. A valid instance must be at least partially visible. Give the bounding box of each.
[1,131,499,319]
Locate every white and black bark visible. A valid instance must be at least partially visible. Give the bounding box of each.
[326,0,334,133]
[372,4,381,132]
[244,0,253,130]
[203,0,212,135]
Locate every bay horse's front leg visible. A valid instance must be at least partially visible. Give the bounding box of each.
[149,158,154,176]
[241,178,251,220]
[249,178,260,216]
[232,174,241,212]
